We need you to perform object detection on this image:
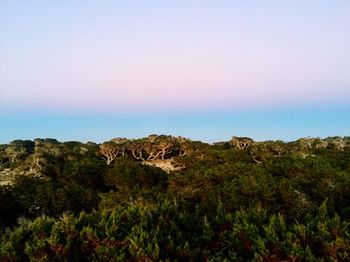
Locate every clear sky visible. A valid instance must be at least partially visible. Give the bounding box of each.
[1,1,349,143]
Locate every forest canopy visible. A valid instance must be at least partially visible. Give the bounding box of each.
[0,135,350,261]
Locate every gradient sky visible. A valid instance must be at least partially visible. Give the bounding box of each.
[1,1,349,143]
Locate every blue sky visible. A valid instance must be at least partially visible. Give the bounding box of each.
[1,1,349,143]
[1,105,349,143]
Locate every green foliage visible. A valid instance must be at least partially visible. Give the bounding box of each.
[1,202,350,261]
[104,158,168,193]
[0,136,350,260]
[0,186,23,228]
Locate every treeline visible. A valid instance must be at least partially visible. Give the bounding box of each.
[0,135,350,261]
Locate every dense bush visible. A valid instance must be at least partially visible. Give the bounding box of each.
[1,201,349,261]
[0,136,350,260]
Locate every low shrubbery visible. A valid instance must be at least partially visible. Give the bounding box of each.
[0,136,350,260]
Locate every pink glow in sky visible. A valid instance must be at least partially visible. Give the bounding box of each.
[1,1,350,112]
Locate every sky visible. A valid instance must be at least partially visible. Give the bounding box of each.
[1,1,349,143]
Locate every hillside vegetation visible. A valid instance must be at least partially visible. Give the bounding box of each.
[1,135,350,261]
